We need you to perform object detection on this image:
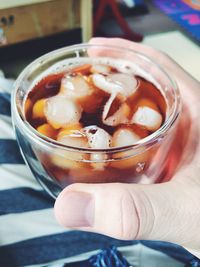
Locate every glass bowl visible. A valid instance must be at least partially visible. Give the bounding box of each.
[11,43,181,198]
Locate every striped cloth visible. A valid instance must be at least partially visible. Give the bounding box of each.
[0,74,199,267]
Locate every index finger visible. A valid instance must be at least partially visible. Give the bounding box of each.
[88,38,183,76]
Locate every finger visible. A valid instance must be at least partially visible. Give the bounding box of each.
[54,181,193,243]
[89,38,199,90]
[89,37,168,66]
[88,37,172,90]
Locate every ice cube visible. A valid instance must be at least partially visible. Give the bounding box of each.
[60,74,92,99]
[111,128,149,169]
[131,106,162,131]
[44,95,82,129]
[108,73,138,97]
[57,131,87,149]
[92,73,138,99]
[51,125,88,170]
[90,64,111,74]
[92,73,122,95]
[103,94,130,126]
[83,125,112,170]
[83,125,111,149]
[112,128,140,147]
[60,74,105,113]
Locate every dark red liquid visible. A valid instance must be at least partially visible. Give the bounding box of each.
[24,63,167,187]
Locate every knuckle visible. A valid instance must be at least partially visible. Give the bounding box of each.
[119,186,156,240]
[116,187,140,240]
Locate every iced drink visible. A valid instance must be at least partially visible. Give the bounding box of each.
[24,58,167,187]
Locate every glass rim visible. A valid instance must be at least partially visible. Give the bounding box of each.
[12,43,181,154]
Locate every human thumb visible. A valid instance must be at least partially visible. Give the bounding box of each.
[54,181,191,243]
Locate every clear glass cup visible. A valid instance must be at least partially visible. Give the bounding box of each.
[11,44,181,198]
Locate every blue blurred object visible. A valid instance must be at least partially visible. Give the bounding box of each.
[153,0,200,42]
[187,259,200,267]
[51,242,200,267]
[89,246,132,267]
[61,246,132,267]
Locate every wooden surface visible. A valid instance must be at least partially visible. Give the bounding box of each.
[0,0,92,46]
[0,0,54,10]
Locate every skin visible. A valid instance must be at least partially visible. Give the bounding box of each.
[54,38,200,258]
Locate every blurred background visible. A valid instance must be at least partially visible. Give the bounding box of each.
[0,0,199,79]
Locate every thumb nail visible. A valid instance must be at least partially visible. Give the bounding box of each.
[55,191,94,228]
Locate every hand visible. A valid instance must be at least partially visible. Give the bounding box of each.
[54,38,200,258]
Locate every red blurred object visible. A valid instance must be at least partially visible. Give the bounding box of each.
[93,0,143,42]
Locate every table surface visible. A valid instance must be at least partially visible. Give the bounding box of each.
[0,0,54,9]
[143,31,200,81]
